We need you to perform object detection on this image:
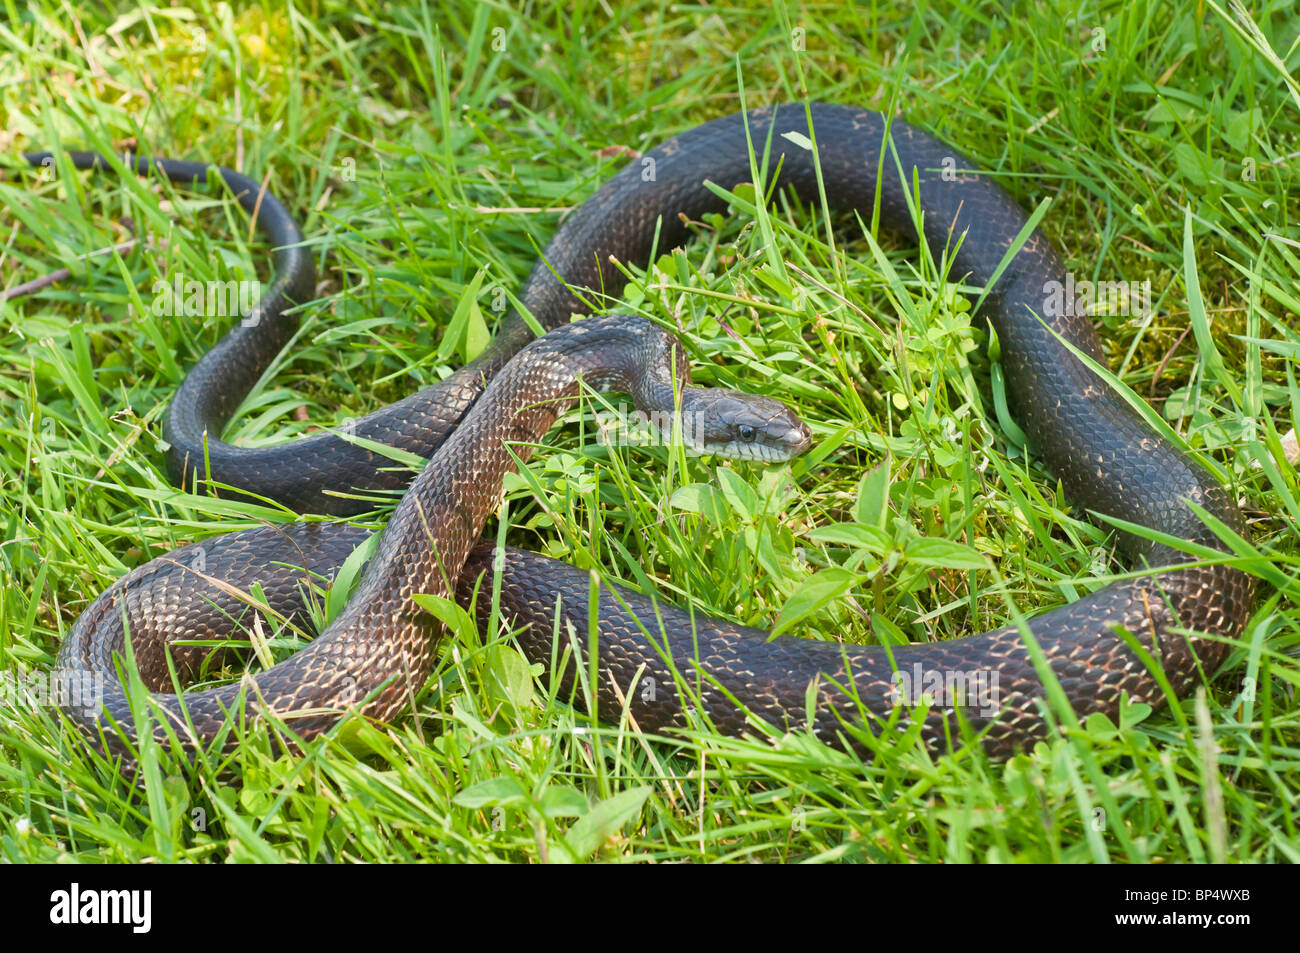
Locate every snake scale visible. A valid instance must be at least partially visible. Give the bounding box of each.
[37,103,1254,762]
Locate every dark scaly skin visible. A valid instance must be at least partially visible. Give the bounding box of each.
[39,103,1253,760]
[55,316,722,754]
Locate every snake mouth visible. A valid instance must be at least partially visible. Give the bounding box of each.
[718,441,800,462]
[710,423,813,462]
[686,421,812,463]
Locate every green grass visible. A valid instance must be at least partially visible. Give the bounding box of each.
[1,0,1298,863]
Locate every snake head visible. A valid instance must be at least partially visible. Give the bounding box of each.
[676,389,813,462]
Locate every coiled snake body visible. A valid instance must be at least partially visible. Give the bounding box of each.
[40,103,1253,761]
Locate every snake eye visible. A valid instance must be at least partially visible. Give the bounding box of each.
[737,425,757,443]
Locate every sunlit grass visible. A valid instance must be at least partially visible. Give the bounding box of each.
[0,0,1297,862]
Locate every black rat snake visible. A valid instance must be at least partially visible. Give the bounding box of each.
[35,103,1253,762]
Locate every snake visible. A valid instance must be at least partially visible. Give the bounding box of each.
[34,102,1254,763]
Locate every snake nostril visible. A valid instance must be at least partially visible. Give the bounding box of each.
[785,424,813,453]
